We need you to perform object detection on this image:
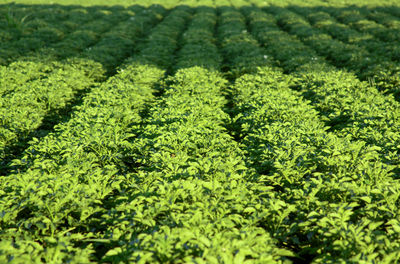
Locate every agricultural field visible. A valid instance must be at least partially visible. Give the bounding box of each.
[1,0,400,262]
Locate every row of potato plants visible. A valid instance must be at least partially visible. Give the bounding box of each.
[0,5,143,101]
[173,5,221,71]
[327,6,400,43]
[368,9,400,35]
[7,5,157,67]
[75,5,167,73]
[232,66,400,263]
[288,7,379,51]
[0,4,79,42]
[0,6,192,263]
[241,6,320,72]
[268,5,400,100]
[375,6,400,20]
[287,6,400,99]
[10,5,164,78]
[0,5,120,65]
[248,3,399,262]
[0,60,104,174]
[102,70,290,263]
[122,5,190,70]
[267,6,400,99]
[93,6,294,262]
[32,6,140,65]
[217,5,336,261]
[1,4,166,165]
[238,5,400,262]
[0,6,128,65]
[217,3,271,77]
[245,5,400,179]
[0,6,166,173]
[322,7,400,97]
[230,3,399,263]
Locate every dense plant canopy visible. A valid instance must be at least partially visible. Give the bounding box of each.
[1,0,400,262]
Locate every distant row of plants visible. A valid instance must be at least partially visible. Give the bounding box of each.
[286,5,400,99]
[0,4,166,174]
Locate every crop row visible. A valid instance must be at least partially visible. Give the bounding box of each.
[263,6,400,98]
[0,5,166,175]
[216,5,400,262]
[229,5,400,262]
[0,5,131,65]
[217,3,270,76]
[0,6,192,263]
[174,5,220,71]
[1,5,291,263]
[2,4,399,93]
[234,66,400,262]
[92,6,291,262]
[326,6,400,43]
[0,4,88,42]
[287,7,400,98]
[96,69,288,263]
[245,5,400,177]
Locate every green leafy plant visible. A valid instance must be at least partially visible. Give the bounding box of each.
[4,4,32,34]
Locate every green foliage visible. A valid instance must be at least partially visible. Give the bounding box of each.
[3,4,32,34]
[2,1,400,263]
